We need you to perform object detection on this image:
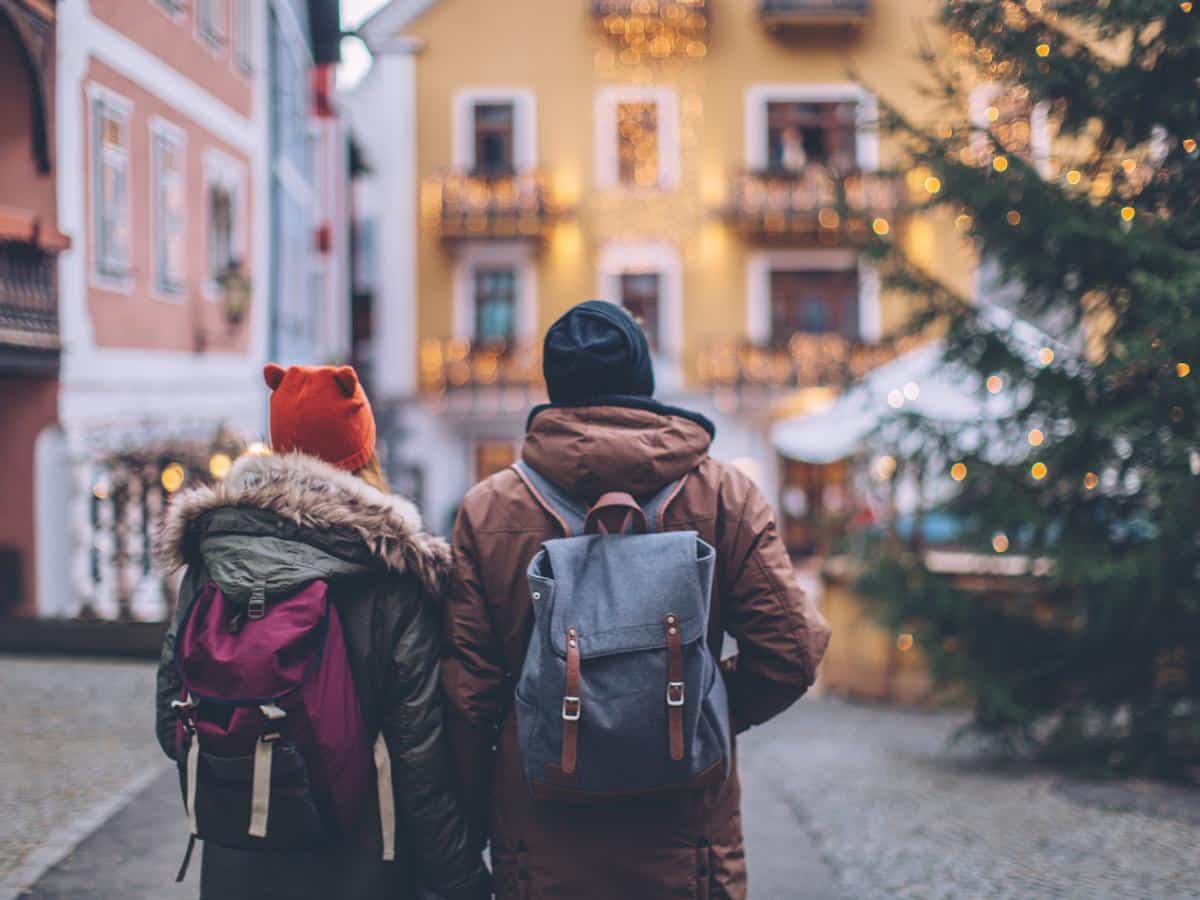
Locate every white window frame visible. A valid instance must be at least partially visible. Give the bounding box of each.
[452,241,537,346]
[452,89,537,172]
[968,83,1051,177]
[595,86,680,190]
[231,0,254,76]
[87,84,133,294]
[746,249,881,344]
[203,147,248,301]
[595,241,683,361]
[149,117,188,300]
[196,0,226,54]
[744,83,880,172]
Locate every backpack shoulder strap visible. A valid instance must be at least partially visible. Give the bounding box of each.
[640,475,688,533]
[512,460,588,537]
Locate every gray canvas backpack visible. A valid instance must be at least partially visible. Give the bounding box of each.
[511,460,732,801]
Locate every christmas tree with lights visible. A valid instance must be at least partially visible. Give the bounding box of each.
[861,0,1200,777]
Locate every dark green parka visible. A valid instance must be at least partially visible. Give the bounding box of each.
[155,452,488,900]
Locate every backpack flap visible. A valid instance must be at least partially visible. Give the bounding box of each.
[542,531,715,659]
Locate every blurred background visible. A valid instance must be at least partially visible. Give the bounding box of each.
[1,0,1197,897]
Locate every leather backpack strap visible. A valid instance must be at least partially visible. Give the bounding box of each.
[665,614,685,762]
[583,492,648,535]
[561,626,582,775]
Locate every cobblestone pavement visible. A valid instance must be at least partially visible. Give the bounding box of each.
[764,699,1200,899]
[5,655,1199,899]
[0,656,169,889]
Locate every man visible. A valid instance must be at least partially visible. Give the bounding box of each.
[442,300,831,898]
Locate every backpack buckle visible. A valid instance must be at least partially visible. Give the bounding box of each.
[259,703,286,742]
[561,696,581,722]
[247,588,266,620]
[667,682,685,707]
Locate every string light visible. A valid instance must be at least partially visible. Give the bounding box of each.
[1035,42,1051,57]
[1038,347,1055,365]
[1083,472,1099,491]
[1121,158,1137,174]
[873,217,891,236]
[896,633,914,652]
[1121,206,1136,222]
[993,155,1010,173]
[992,532,1010,553]
[903,381,920,400]
[986,374,1004,394]
[1184,139,1198,154]
[1066,169,1082,185]
[1178,362,1192,378]
[1007,210,1022,226]
[951,462,968,482]
[924,176,942,194]
[956,213,974,232]
[161,463,186,493]
[1182,1,1194,12]
[92,481,110,501]
[1028,428,1045,446]
[246,441,271,457]
[888,389,905,409]
[1031,461,1048,480]
[209,452,233,480]
[872,455,897,482]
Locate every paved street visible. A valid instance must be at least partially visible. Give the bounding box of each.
[3,656,1198,899]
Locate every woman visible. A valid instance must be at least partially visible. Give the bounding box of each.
[154,364,488,900]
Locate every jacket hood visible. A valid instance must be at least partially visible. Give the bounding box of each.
[158,452,450,599]
[522,405,712,500]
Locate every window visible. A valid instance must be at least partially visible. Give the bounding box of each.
[205,151,245,296]
[151,123,186,296]
[92,95,131,283]
[619,272,661,351]
[156,0,185,16]
[596,87,679,190]
[197,0,225,48]
[768,269,860,346]
[474,268,518,347]
[473,103,515,175]
[766,101,858,172]
[617,102,659,187]
[232,0,253,74]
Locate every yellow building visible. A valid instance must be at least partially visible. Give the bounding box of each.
[350,0,976,536]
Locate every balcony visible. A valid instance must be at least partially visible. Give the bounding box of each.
[722,166,902,244]
[418,339,545,412]
[592,0,708,61]
[759,0,871,28]
[0,238,62,373]
[695,334,912,413]
[424,171,562,242]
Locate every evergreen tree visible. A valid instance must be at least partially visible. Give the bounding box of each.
[861,0,1200,777]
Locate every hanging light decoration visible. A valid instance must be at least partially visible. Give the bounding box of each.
[592,0,708,62]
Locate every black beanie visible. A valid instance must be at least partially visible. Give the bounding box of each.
[543,300,655,403]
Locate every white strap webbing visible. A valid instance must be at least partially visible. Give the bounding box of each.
[248,704,286,838]
[373,733,396,861]
[185,732,200,836]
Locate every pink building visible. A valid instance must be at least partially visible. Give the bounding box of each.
[0,0,348,622]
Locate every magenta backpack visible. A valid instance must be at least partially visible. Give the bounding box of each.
[171,580,394,879]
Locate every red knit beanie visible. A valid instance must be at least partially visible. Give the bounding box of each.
[264,364,376,471]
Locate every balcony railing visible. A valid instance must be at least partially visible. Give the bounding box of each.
[723,166,902,243]
[419,339,546,410]
[425,171,562,241]
[759,0,871,27]
[695,333,916,412]
[0,239,60,363]
[592,0,708,60]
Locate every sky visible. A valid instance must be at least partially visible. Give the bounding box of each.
[337,0,391,90]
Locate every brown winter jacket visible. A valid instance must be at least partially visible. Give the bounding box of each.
[442,404,832,899]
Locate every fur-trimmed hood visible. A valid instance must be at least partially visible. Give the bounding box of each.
[158,452,450,598]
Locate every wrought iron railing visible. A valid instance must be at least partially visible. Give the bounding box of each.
[591,0,708,60]
[0,240,59,349]
[723,167,902,243]
[425,171,560,241]
[419,338,544,396]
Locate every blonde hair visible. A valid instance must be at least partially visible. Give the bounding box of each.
[353,453,392,494]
